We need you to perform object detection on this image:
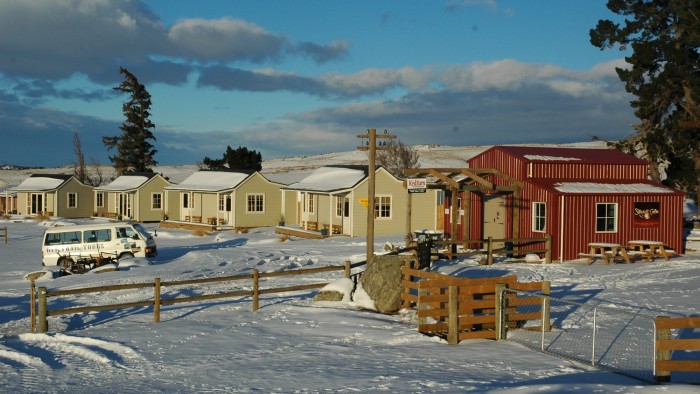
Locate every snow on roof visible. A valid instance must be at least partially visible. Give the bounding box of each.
[96,175,150,191]
[554,182,674,194]
[286,166,366,192]
[523,155,581,161]
[13,175,68,191]
[166,171,250,191]
[495,146,647,164]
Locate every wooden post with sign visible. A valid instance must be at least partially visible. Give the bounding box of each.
[357,128,396,263]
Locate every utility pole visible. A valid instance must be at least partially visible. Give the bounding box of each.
[357,128,396,263]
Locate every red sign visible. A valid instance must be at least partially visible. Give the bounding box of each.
[633,202,660,228]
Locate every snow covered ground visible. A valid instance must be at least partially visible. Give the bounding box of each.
[1,216,700,393]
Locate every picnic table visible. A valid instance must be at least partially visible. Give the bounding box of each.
[626,240,670,261]
[579,242,631,265]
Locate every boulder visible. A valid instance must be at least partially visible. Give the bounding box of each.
[360,254,417,314]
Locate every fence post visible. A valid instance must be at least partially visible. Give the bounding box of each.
[447,285,459,345]
[487,237,494,265]
[38,287,48,333]
[542,281,551,332]
[495,283,506,340]
[417,287,428,331]
[344,260,351,279]
[544,235,552,264]
[154,278,161,323]
[3,226,6,243]
[252,269,259,311]
[30,282,36,333]
[654,315,671,383]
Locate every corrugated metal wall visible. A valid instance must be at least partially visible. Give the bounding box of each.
[559,194,685,260]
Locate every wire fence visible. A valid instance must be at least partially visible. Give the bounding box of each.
[502,288,657,383]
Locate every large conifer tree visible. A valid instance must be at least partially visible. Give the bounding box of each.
[590,0,700,202]
[103,67,158,175]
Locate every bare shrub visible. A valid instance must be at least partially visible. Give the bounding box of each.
[376,140,419,179]
[278,234,290,242]
[191,229,209,237]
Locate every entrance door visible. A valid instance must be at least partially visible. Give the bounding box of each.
[342,197,351,234]
[443,191,464,240]
[483,194,506,248]
[181,192,192,220]
[118,193,132,219]
[29,193,43,214]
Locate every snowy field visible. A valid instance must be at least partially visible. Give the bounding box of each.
[1,216,700,393]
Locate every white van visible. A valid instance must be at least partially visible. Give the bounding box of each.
[42,222,157,267]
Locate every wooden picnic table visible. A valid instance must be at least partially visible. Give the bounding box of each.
[626,240,670,261]
[579,242,631,265]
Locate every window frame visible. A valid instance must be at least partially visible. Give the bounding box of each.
[374,195,392,219]
[532,202,546,232]
[67,192,78,209]
[336,196,343,217]
[595,202,618,233]
[151,192,162,210]
[96,192,104,208]
[246,193,265,213]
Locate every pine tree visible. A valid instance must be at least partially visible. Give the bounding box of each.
[590,0,700,202]
[202,146,262,171]
[103,67,158,175]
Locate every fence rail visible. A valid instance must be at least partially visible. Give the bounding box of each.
[421,236,552,265]
[33,260,358,333]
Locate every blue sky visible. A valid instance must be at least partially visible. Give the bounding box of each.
[0,0,634,167]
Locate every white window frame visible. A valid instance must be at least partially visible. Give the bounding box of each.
[96,192,104,208]
[336,196,343,217]
[532,202,546,232]
[151,193,162,210]
[374,195,392,219]
[247,193,265,213]
[307,193,314,214]
[595,202,618,233]
[67,192,78,209]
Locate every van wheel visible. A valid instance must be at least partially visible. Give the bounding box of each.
[58,257,74,270]
[119,252,134,260]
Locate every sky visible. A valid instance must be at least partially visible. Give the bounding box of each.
[0,0,636,167]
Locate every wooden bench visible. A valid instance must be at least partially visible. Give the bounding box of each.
[332,224,342,235]
[305,221,319,231]
[578,253,610,264]
[106,212,119,219]
[192,216,202,223]
[627,240,671,261]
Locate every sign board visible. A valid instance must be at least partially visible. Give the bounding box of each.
[633,201,660,228]
[407,178,427,193]
[358,197,369,208]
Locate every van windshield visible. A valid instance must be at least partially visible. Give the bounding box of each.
[132,224,152,240]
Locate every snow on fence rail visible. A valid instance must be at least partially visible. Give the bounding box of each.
[31,260,363,333]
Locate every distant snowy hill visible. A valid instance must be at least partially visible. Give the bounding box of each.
[0,142,609,186]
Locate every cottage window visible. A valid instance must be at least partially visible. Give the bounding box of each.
[307,194,314,214]
[96,192,104,208]
[219,195,232,212]
[67,192,78,209]
[374,195,391,219]
[596,203,617,232]
[532,202,546,232]
[151,193,162,210]
[336,196,343,217]
[247,194,265,213]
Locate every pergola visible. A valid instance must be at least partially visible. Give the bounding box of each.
[404,168,524,245]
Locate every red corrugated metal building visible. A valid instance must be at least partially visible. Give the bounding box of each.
[448,146,685,261]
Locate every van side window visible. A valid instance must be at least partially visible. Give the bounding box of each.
[83,229,111,243]
[116,227,136,239]
[45,231,82,245]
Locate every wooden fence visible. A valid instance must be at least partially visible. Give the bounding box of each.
[1,226,7,243]
[654,316,700,382]
[430,236,552,264]
[32,260,364,333]
[401,266,550,344]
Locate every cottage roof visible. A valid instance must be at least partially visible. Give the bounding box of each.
[165,170,250,192]
[285,166,369,193]
[96,173,159,191]
[494,146,647,165]
[12,174,72,191]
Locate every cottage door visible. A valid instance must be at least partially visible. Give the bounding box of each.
[342,196,351,234]
[483,193,506,248]
[180,192,192,221]
[29,193,43,214]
